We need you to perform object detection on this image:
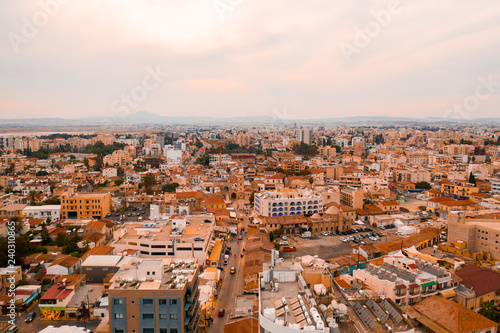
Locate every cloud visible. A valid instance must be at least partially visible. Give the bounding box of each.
[1,0,500,119]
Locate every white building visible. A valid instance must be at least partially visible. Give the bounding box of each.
[351,136,365,147]
[209,154,231,167]
[254,189,323,217]
[102,167,118,178]
[335,138,349,148]
[164,148,183,167]
[491,179,500,195]
[296,128,312,145]
[22,205,61,221]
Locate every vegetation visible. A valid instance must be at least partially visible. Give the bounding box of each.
[479,301,499,323]
[292,143,318,157]
[415,181,432,190]
[162,183,180,193]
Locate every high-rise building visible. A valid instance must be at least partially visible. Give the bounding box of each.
[296,128,312,145]
[108,258,201,333]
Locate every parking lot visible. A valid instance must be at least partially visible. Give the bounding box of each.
[279,224,408,260]
[107,206,150,223]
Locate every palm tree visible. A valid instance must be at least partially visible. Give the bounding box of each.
[27,190,38,205]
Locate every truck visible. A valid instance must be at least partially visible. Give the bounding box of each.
[300,231,311,238]
[282,246,297,252]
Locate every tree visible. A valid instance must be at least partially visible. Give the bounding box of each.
[55,232,70,247]
[195,155,209,166]
[114,179,124,186]
[162,183,180,193]
[0,236,30,267]
[269,231,275,242]
[62,242,79,255]
[141,175,156,194]
[27,190,38,205]
[249,192,255,205]
[40,223,51,246]
[415,181,432,190]
[468,172,476,185]
[308,177,314,185]
[478,301,499,323]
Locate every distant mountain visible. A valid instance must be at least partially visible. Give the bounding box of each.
[1,111,500,127]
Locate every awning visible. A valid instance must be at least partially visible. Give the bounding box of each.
[421,281,437,288]
[439,289,456,298]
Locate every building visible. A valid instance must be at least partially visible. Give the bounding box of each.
[254,189,323,217]
[0,204,27,219]
[296,128,312,145]
[22,205,61,221]
[339,186,363,210]
[0,266,22,293]
[60,192,111,220]
[453,264,500,311]
[109,215,215,264]
[318,147,336,160]
[39,274,86,320]
[209,154,231,167]
[282,159,306,173]
[491,179,500,195]
[352,253,458,306]
[258,258,335,333]
[447,212,500,260]
[408,295,498,333]
[81,255,134,283]
[441,181,479,199]
[108,258,200,333]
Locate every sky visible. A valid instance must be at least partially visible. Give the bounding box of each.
[1,0,500,120]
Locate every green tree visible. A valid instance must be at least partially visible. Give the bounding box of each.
[269,231,275,242]
[27,190,38,205]
[478,301,499,322]
[195,155,209,166]
[468,172,476,185]
[141,175,156,194]
[40,223,51,246]
[0,236,30,267]
[62,242,79,255]
[308,177,314,185]
[415,181,432,190]
[114,179,124,186]
[55,232,70,247]
[162,183,180,193]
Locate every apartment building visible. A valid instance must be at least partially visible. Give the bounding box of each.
[254,189,323,217]
[339,173,362,187]
[282,159,306,173]
[319,147,336,160]
[22,205,61,221]
[339,186,363,210]
[108,258,200,333]
[491,178,500,194]
[441,181,479,199]
[448,212,500,260]
[352,255,457,306]
[103,150,132,167]
[259,258,336,333]
[60,192,111,220]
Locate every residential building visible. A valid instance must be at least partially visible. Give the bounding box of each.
[254,189,323,217]
[60,192,111,220]
[22,205,61,221]
[108,258,201,333]
[339,186,363,210]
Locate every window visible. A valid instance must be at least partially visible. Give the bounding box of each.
[170,314,178,320]
[159,313,167,319]
[143,299,154,305]
[143,314,154,319]
[114,313,124,319]
[160,330,168,333]
[115,329,124,333]
[113,299,124,305]
[143,329,154,333]
[159,299,167,305]
[170,299,177,305]
[170,329,178,333]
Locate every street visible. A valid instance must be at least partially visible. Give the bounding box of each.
[208,211,247,333]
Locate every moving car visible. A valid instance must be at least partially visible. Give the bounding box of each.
[230,267,236,274]
[218,309,225,317]
[25,312,36,323]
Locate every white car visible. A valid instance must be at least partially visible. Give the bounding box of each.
[321,231,329,236]
[279,241,289,246]
[282,236,287,240]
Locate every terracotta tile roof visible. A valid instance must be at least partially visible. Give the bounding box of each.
[412,295,497,333]
[454,264,500,296]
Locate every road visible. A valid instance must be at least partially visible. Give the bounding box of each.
[208,226,247,333]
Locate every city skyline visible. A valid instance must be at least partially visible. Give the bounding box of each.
[2,1,500,120]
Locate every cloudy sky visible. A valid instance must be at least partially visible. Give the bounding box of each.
[1,0,500,120]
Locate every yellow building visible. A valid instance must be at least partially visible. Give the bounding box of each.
[60,192,111,220]
[441,181,478,198]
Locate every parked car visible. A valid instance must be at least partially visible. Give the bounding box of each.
[218,309,225,316]
[282,236,287,240]
[279,241,289,246]
[321,231,329,236]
